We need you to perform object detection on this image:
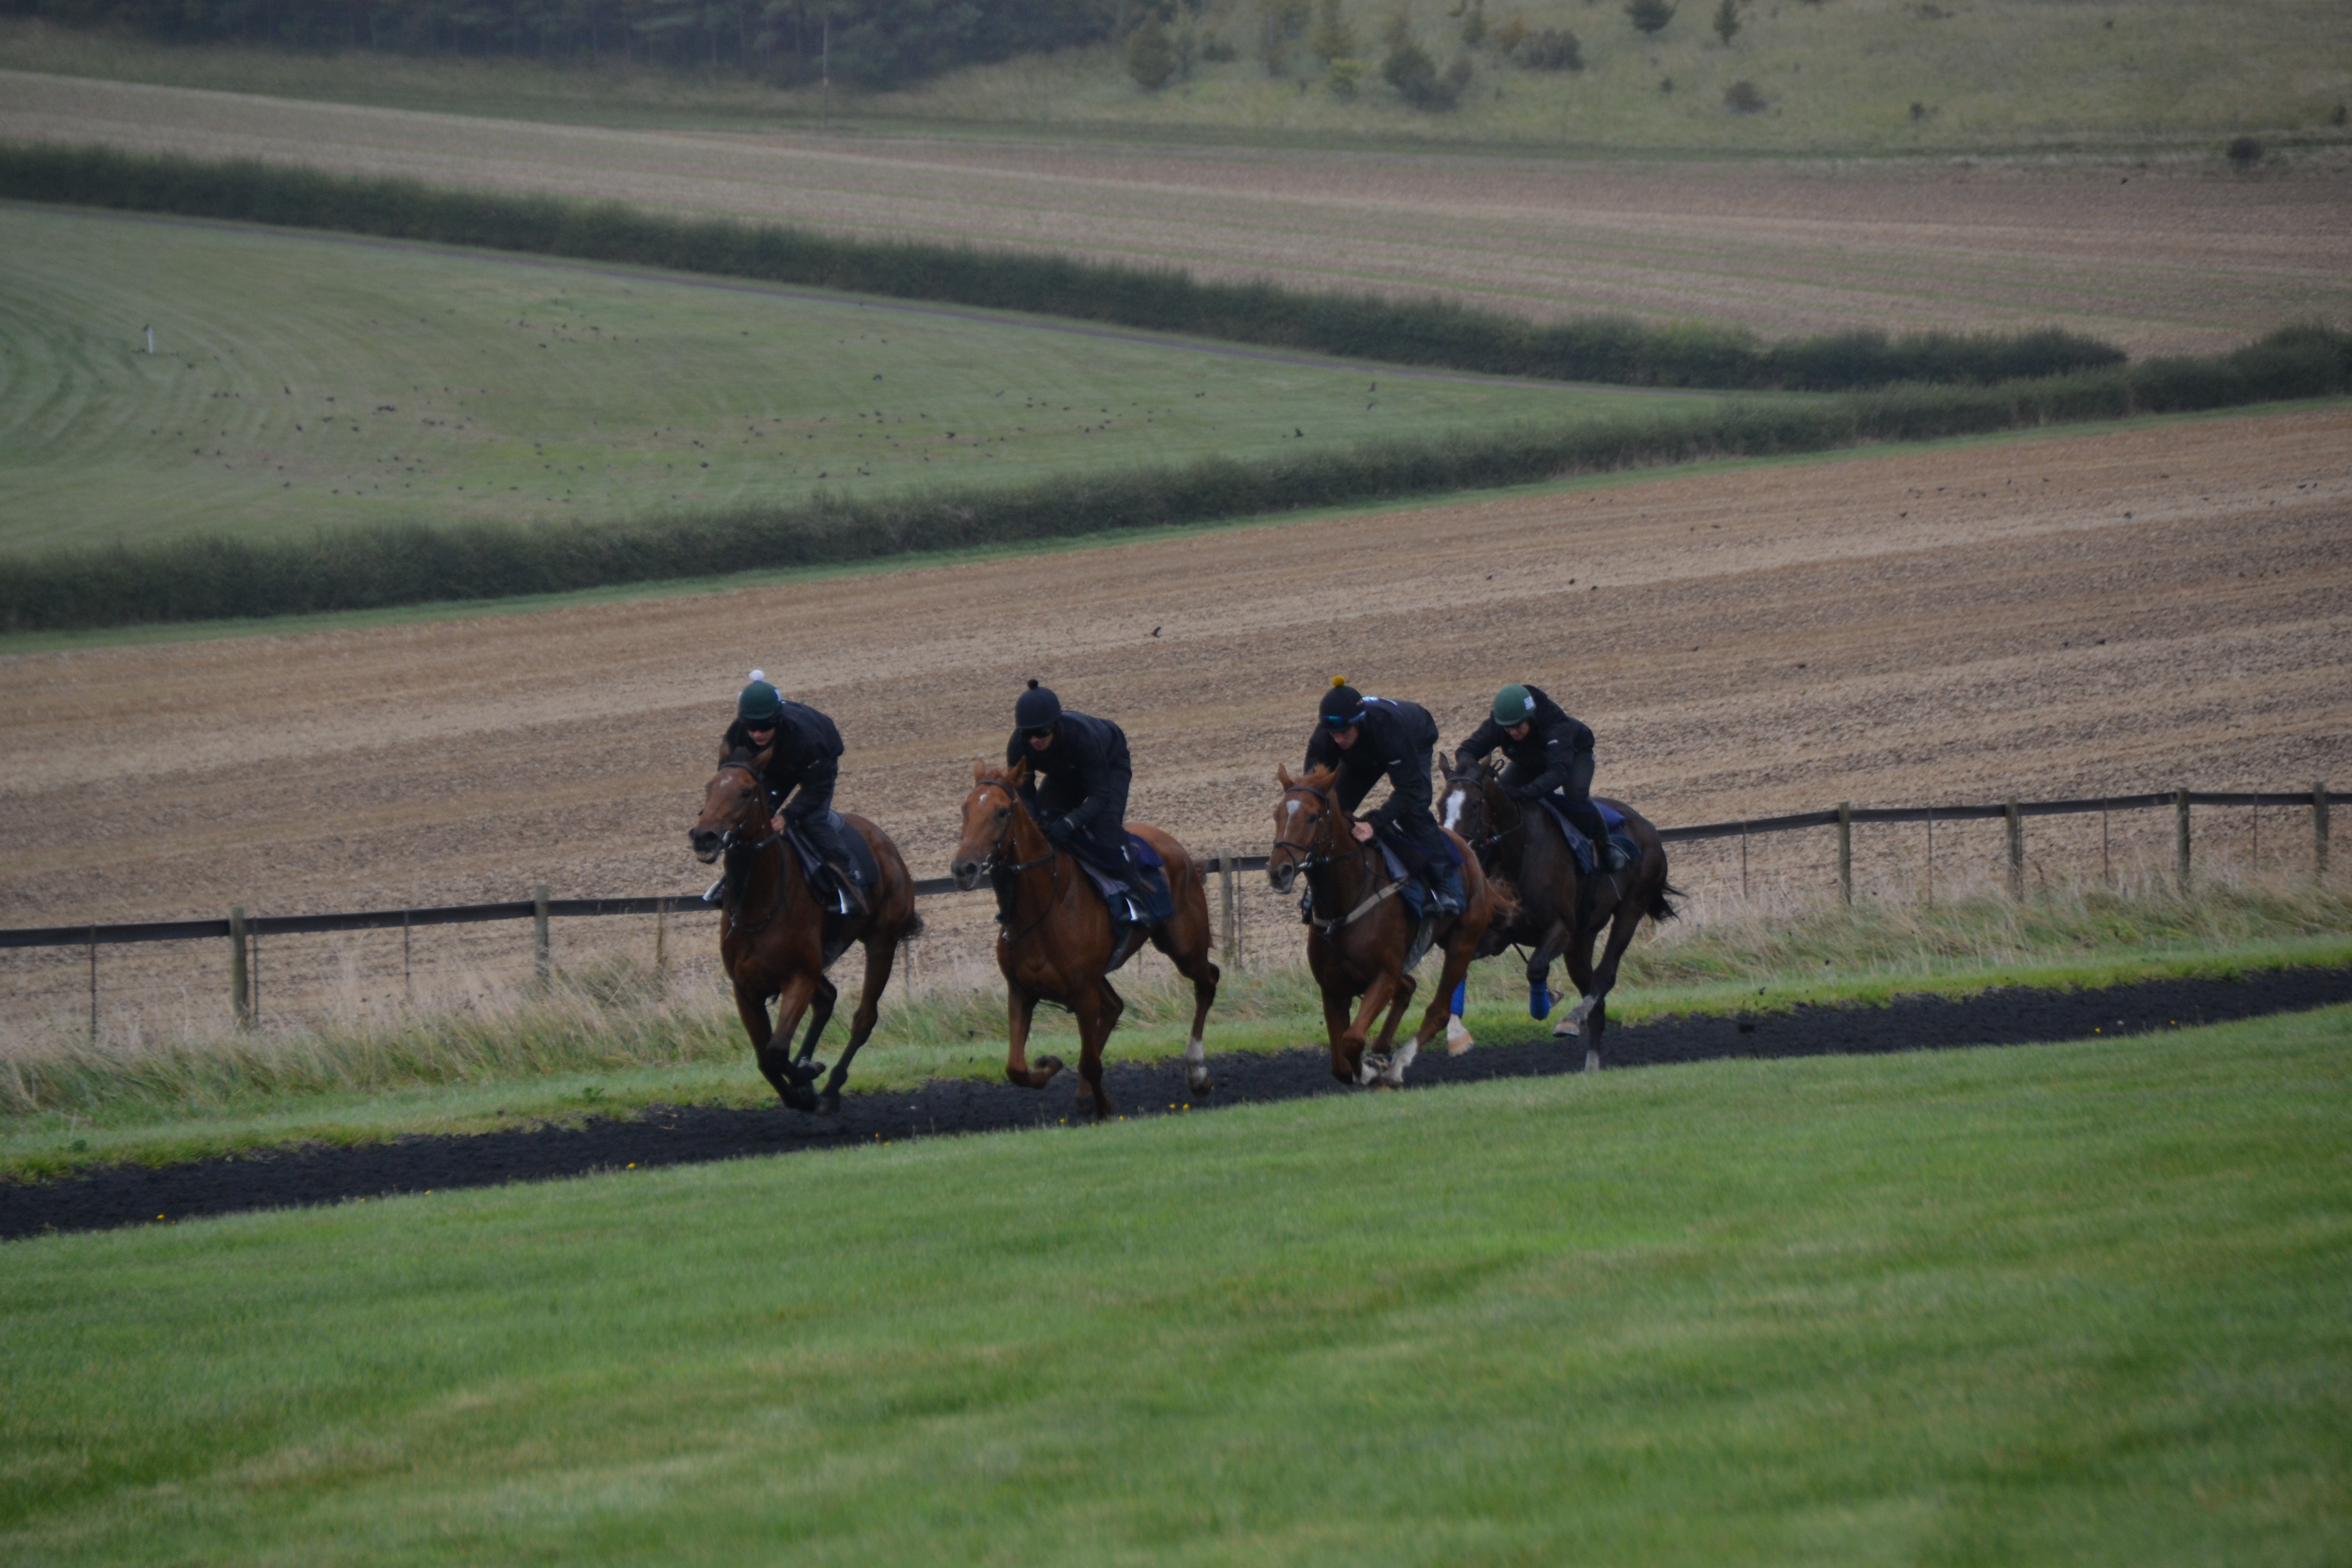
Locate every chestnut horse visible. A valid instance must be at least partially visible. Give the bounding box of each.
[1266,763,1506,1088]
[950,760,1219,1120]
[690,751,921,1114]
[1438,756,1678,1071]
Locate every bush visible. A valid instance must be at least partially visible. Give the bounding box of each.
[1724,79,1765,112]
[1200,36,1240,60]
[1510,27,1581,68]
[1327,57,1367,97]
[1626,0,1676,35]
[1126,18,1179,89]
[2226,135,2265,169]
[1382,39,1471,109]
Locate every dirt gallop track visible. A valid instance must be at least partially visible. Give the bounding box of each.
[4,406,2345,965]
[5,70,2348,355]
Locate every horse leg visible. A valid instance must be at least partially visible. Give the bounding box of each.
[1319,986,1357,1084]
[1369,971,1416,1063]
[816,936,899,1115]
[1525,917,1571,1019]
[1345,970,1400,1086]
[1581,897,1648,1072]
[733,979,798,1108]
[1071,978,1121,1120]
[1559,922,1598,1042]
[761,974,822,1112]
[794,974,839,1070]
[1153,926,1220,1098]
[1405,928,1484,1079]
[1003,984,1063,1090]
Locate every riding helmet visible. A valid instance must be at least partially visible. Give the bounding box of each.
[1492,683,1536,726]
[738,676,784,726]
[1014,678,1062,731]
[1319,676,1365,727]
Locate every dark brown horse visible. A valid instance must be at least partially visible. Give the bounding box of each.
[1266,764,1507,1088]
[690,750,922,1114]
[1438,756,1679,1071]
[949,759,1219,1120]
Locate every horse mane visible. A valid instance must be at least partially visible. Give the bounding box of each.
[717,744,769,771]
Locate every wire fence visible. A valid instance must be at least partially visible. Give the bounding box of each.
[2,785,2335,1039]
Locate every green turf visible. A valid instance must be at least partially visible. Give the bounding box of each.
[7,879,2345,1179]
[5,3,2348,154]
[0,201,1703,553]
[3,1007,2347,1564]
[3,393,2338,657]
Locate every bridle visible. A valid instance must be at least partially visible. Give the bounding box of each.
[968,776,1061,943]
[711,758,790,936]
[1274,780,1408,934]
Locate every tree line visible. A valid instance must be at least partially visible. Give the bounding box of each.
[3,0,1120,87]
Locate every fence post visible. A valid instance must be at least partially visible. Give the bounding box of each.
[87,926,98,1040]
[1217,848,1237,973]
[1836,803,1852,906]
[654,901,668,981]
[2175,789,2193,891]
[2005,796,2024,900]
[533,884,551,990]
[228,905,252,1028]
[2317,782,2331,884]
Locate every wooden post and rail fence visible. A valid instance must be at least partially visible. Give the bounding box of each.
[5,784,2337,1035]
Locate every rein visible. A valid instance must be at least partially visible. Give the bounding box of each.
[714,761,792,937]
[1276,782,1407,935]
[971,776,1062,944]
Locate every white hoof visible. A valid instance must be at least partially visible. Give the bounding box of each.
[1184,1035,1211,1094]
[1357,1054,1386,1086]
[1446,1014,1474,1056]
[1583,1048,1601,1073]
[1552,1015,1581,1038]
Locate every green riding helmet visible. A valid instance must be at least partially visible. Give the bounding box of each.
[738,677,784,727]
[1491,683,1537,726]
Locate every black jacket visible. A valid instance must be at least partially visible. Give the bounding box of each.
[1304,696,1439,834]
[1006,710,1131,844]
[1455,685,1592,799]
[723,701,842,819]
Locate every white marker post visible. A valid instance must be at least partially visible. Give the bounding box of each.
[144,325,154,355]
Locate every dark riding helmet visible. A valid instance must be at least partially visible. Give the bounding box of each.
[1014,678,1062,733]
[1492,683,1536,726]
[1318,676,1365,728]
[738,674,783,727]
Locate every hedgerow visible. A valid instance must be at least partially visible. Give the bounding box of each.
[0,140,2125,392]
[5,327,2344,633]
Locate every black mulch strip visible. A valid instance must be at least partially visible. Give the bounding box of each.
[8,966,2348,1242]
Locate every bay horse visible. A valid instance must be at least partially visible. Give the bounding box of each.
[1438,756,1679,1071]
[1266,764,1507,1088]
[950,760,1219,1120]
[690,749,922,1114]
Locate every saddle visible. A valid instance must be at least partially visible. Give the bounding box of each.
[1532,796,1639,876]
[1067,833,1176,929]
[782,816,878,913]
[1373,824,1464,920]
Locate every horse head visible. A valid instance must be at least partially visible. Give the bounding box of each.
[1438,755,1491,844]
[951,758,1034,891]
[689,748,771,864]
[1267,763,1344,894]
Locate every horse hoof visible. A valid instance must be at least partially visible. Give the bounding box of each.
[1553,1017,1580,1038]
[1446,1016,1475,1056]
[815,1091,841,1117]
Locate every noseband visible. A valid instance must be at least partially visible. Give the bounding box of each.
[1271,782,1349,877]
[969,777,1058,879]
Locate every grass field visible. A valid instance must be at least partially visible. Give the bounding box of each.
[5,4,2348,154]
[8,884,2346,1179]
[4,1004,2346,1563]
[0,203,1700,551]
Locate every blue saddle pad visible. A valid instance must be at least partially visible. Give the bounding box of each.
[1126,832,1165,870]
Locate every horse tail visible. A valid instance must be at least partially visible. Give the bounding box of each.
[1484,874,1522,930]
[1648,880,1685,925]
[901,910,927,943]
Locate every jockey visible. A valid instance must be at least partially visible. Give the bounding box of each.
[1304,677,1464,916]
[721,672,871,915]
[1007,679,1158,924]
[1454,682,1623,870]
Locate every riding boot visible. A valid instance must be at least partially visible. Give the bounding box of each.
[831,868,869,917]
[1429,861,1466,916]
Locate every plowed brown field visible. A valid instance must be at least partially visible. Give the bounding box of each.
[7,69,2349,355]
[3,408,2346,1040]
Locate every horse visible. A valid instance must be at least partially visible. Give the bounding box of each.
[949,759,1220,1120]
[1266,763,1507,1089]
[689,749,922,1114]
[1438,756,1679,1071]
